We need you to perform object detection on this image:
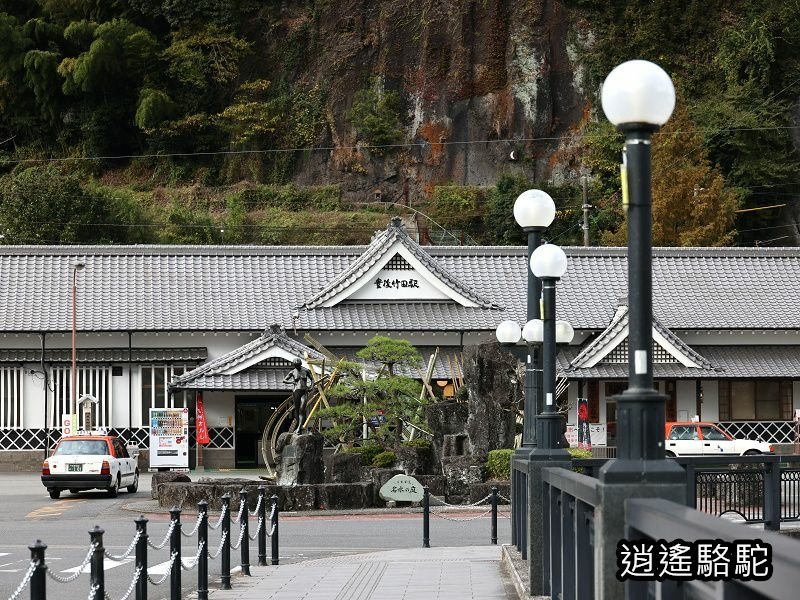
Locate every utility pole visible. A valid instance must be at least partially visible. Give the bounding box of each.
[582,176,590,247]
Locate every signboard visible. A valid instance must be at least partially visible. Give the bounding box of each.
[577,398,592,450]
[196,393,210,445]
[566,424,607,447]
[149,407,189,469]
[61,413,77,437]
[379,474,424,502]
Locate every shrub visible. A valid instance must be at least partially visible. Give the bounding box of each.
[486,449,514,480]
[568,447,593,473]
[402,439,432,449]
[344,443,384,466]
[372,450,397,468]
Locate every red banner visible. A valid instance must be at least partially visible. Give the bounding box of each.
[196,392,210,445]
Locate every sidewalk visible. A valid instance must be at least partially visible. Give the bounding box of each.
[203,546,518,599]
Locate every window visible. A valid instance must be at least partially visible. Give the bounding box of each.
[0,367,24,429]
[49,366,112,429]
[699,425,728,441]
[669,425,698,441]
[140,365,195,426]
[718,380,792,421]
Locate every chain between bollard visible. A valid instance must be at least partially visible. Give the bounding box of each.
[207,505,227,530]
[208,530,228,559]
[180,540,205,570]
[7,559,38,600]
[146,520,176,550]
[45,543,97,583]
[104,531,141,561]
[146,552,177,586]
[181,512,204,537]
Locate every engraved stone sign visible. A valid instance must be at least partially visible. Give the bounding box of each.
[379,474,424,502]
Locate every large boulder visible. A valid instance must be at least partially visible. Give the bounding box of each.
[395,443,436,475]
[441,455,486,504]
[278,432,325,485]
[150,471,191,500]
[324,453,362,483]
[463,343,518,455]
[317,483,374,509]
[424,401,469,464]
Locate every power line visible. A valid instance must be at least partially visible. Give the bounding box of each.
[1,125,799,166]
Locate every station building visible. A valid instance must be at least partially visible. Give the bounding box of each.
[1,218,798,470]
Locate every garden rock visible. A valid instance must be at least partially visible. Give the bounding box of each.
[324,453,362,483]
[150,471,191,500]
[441,455,486,503]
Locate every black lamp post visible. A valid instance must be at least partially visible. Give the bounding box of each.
[598,60,684,483]
[510,189,556,449]
[529,244,571,458]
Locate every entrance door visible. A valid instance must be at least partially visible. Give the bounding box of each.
[235,396,282,468]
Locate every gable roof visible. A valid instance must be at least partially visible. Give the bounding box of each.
[568,303,715,370]
[302,218,496,309]
[170,326,324,390]
[1,240,800,333]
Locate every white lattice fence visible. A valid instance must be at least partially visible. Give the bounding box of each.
[717,421,798,445]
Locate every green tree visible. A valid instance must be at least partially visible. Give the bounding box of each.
[0,165,119,243]
[350,77,404,149]
[318,337,424,447]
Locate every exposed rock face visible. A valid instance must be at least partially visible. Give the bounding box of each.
[150,471,191,500]
[277,433,325,486]
[284,0,584,197]
[463,343,518,456]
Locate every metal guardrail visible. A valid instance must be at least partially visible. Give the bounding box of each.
[572,454,800,529]
[511,457,529,560]
[8,487,280,600]
[625,498,800,599]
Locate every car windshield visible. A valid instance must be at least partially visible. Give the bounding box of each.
[54,440,109,456]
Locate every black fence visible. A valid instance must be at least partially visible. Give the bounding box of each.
[572,454,800,530]
[511,456,529,559]
[8,487,279,600]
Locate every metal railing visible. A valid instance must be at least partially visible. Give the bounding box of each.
[541,466,800,599]
[7,486,280,600]
[572,454,800,529]
[625,498,800,599]
[511,456,529,560]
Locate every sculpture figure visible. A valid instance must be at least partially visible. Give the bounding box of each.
[283,358,314,433]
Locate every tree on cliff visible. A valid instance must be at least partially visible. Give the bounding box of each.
[591,106,741,246]
[316,337,424,447]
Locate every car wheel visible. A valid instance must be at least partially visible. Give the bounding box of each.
[107,475,120,498]
[49,489,61,500]
[665,450,676,458]
[127,470,139,494]
[744,450,761,456]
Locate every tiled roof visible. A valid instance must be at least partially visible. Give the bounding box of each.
[171,327,323,389]
[569,304,714,370]
[0,348,206,363]
[173,370,294,392]
[2,237,800,333]
[560,346,800,379]
[302,218,495,309]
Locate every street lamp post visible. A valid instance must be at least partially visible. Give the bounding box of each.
[513,190,556,449]
[71,262,85,422]
[597,60,685,484]
[529,244,571,459]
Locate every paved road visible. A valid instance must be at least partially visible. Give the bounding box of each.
[0,472,510,599]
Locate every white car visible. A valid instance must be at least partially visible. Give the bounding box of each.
[664,422,774,457]
[41,435,139,499]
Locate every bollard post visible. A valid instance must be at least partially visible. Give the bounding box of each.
[270,494,279,566]
[197,500,209,600]
[239,489,251,576]
[423,486,430,548]
[29,540,47,600]
[134,515,148,600]
[169,506,182,600]
[220,495,231,590]
[257,486,267,566]
[491,486,498,545]
[89,526,105,600]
